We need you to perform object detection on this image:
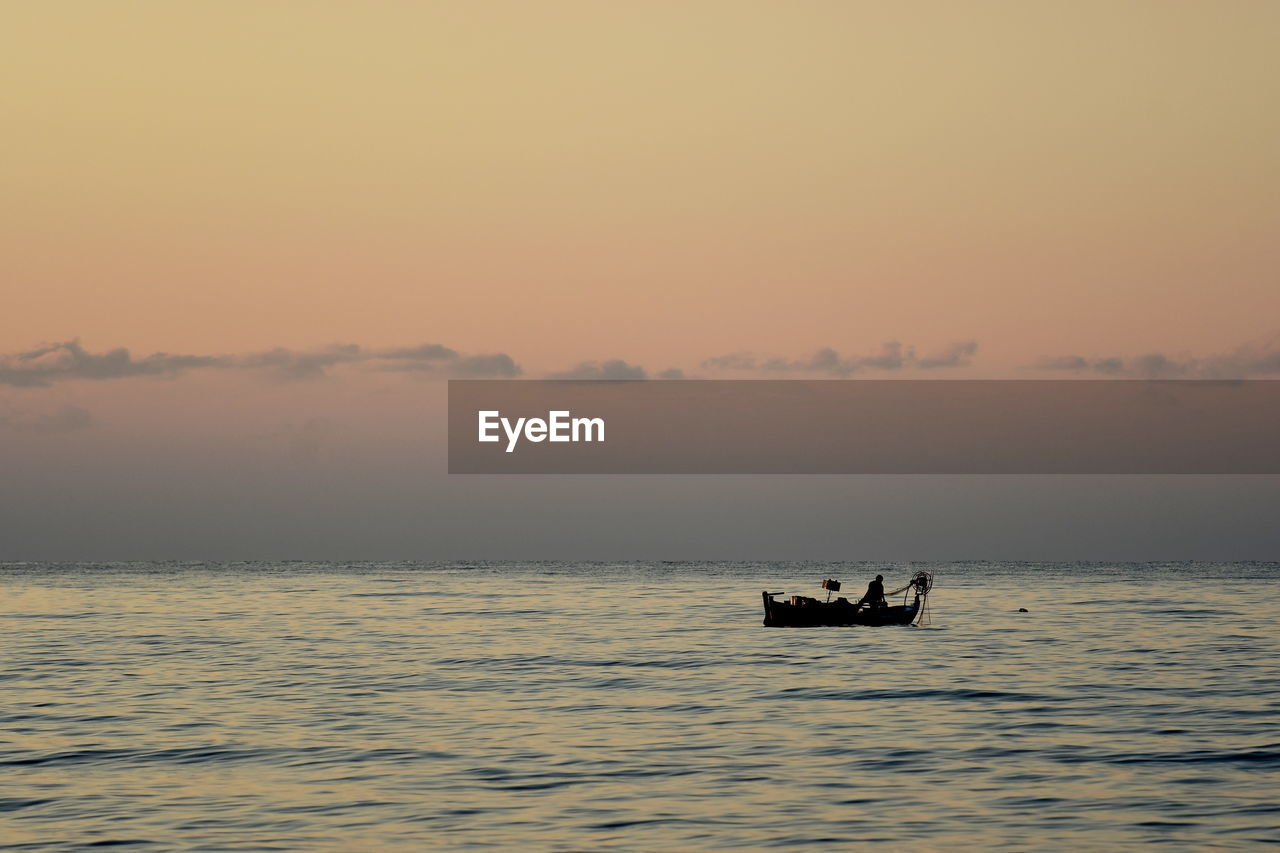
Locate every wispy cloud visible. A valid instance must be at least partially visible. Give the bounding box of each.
[0,339,522,387]
[1034,355,1126,374]
[0,340,224,387]
[1035,336,1280,379]
[702,341,978,376]
[917,341,980,369]
[546,359,649,380]
[543,360,690,380]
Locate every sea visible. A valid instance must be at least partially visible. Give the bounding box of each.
[2,561,1277,851]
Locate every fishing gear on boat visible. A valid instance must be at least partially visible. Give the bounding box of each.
[905,571,933,626]
[886,571,932,600]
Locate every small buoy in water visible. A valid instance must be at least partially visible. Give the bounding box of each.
[1018,608,1029,612]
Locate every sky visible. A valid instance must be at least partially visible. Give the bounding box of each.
[2,1,1279,559]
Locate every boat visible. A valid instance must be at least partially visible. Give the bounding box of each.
[761,572,933,627]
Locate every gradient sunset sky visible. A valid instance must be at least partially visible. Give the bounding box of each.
[3,2,1278,558]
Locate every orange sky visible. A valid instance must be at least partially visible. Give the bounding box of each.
[3,2,1280,559]
[4,1,1278,375]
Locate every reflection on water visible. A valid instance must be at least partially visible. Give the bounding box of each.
[2,561,1277,849]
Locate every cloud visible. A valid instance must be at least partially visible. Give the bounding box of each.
[543,361,690,380]
[547,359,649,380]
[702,340,978,376]
[239,345,364,381]
[917,340,980,369]
[0,404,94,433]
[0,339,522,387]
[1035,355,1125,374]
[0,340,226,387]
[236,343,521,380]
[379,343,459,362]
[451,353,522,378]
[700,353,759,371]
[1035,335,1280,378]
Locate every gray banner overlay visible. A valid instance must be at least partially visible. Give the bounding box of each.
[448,380,1280,474]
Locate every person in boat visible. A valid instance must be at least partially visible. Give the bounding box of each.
[858,574,887,610]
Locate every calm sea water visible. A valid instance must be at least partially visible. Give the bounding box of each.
[2,561,1277,851]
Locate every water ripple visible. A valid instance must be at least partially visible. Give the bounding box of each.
[2,560,1277,850]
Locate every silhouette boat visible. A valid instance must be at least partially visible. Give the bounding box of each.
[762,572,933,627]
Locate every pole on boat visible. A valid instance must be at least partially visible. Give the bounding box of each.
[821,578,841,603]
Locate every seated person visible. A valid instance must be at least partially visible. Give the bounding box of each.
[858,574,887,610]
